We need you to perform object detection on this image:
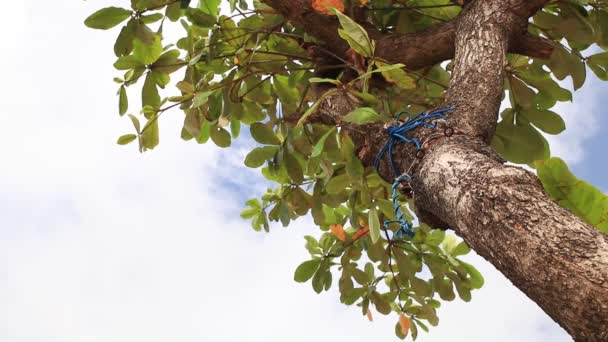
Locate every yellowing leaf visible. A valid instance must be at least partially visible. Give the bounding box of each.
[330,224,346,242]
[333,9,374,57]
[343,107,382,125]
[312,0,344,15]
[369,207,381,243]
[536,157,608,233]
[374,61,416,89]
[399,314,411,336]
[366,309,373,322]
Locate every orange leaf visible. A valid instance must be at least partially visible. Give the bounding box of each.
[399,313,411,336]
[352,226,370,241]
[359,0,368,6]
[366,309,373,322]
[330,224,347,242]
[312,0,344,15]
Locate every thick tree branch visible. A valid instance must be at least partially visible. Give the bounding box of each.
[511,33,554,59]
[415,138,608,342]
[413,1,608,340]
[262,0,553,71]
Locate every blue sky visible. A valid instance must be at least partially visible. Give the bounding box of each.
[1,1,606,341]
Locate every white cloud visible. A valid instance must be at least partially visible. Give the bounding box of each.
[546,75,603,165]
[0,1,582,342]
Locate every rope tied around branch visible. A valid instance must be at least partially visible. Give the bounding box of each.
[373,107,455,239]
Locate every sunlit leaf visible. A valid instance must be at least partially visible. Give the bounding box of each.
[536,157,608,233]
[85,7,132,30]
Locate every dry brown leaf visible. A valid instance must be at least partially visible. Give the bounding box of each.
[352,226,370,241]
[366,309,373,322]
[312,0,345,15]
[399,313,411,336]
[330,223,347,242]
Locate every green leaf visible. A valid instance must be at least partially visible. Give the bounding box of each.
[304,236,321,255]
[244,146,278,168]
[548,45,586,90]
[198,0,221,17]
[521,108,565,135]
[128,114,141,133]
[114,55,143,70]
[369,207,381,243]
[332,8,374,57]
[493,112,548,164]
[186,8,216,27]
[343,107,382,125]
[133,0,170,10]
[210,126,231,148]
[326,173,350,194]
[118,86,128,116]
[451,241,470,257]
[141,117,159,151]
[509,76,535,108]
[133,33,163,65]
[294,259,321,283]
[142,73,161,109]
[462,262,484,289]
[311,127,336,157]
[151,50,185,74]
[370,291,391,315]
[250,123,281,145]
[192,91,213,108]
[374,61,416,89]
[425,229,445,247]
[411,277,432,297]
[309,77,341,85]
[85,7,132,30]
[140,13,164,24]
[555,3,595,45]
[536,157,608,233]
[588,52,608,81]
[114,19,136,56]
[274,74,300,112]
[433,277,455,301]
[284,151,304,184]
[240,207,259,219]
[117,134,137,145]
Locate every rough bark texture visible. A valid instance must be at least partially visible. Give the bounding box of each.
[264,0,608,340]
[415,137,608,342]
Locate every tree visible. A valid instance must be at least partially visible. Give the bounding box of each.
[85,0,608,340]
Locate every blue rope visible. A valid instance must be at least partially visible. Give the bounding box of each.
[374,107,454,239]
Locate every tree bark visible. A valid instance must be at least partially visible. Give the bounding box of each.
[415,137,608,342]
[263,0,608,340]
[262,0,554,70]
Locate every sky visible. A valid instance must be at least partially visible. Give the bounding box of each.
[0,1,606,341]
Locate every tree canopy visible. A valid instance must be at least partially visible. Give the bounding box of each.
[85,0,608,340]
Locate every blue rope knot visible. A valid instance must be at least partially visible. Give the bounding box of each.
[386,174,415,239]
[373,107,455,239]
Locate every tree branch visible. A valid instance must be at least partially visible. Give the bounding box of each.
[415,138,608,342]
[262,0,553,71]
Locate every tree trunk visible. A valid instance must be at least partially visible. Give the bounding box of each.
[263,0,608,340]
[409,1,608,340]
[414,137,608,342]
